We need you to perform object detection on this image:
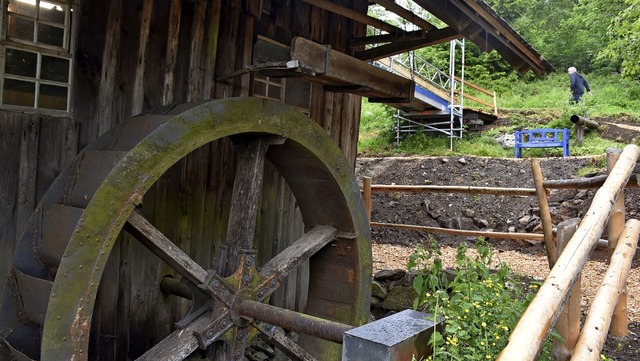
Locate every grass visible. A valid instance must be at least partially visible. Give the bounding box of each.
[358,71,640,158]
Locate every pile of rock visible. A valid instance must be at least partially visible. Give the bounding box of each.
[370,269,418,319]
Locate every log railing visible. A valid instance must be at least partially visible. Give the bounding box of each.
[361,145,640,360]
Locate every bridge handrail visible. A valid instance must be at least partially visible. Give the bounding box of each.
[374,54,498,115]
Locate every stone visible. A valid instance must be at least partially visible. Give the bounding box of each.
[519,214,532,225]
[380,285,418,311]
[371,296,384,308]
[374,269,406,281]
[372,280,388,299]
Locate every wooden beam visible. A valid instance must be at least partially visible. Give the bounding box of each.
[290,37,414,101]
[552,218,581,360]
[415,0,547,75]
[356,27,460,61]
[163,0,182,106]
[301,0,401,34]
[96,0,122,136]
[132,0,153,115]
[352,30,428,47]
[224,138,270,275]
[454,0,544,70]
[371,0,436,31]
[202,0,221,99]
[369,183,538,196]
[370,222,544,241]
[572,219,640,360]
[125,210,208,286]
[531,159,556,268]
[187,0,207,101]
[607,148,628,336]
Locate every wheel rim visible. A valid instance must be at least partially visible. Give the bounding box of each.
[32,97,371,360]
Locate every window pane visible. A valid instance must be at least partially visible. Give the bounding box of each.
[39,83,67,110]
[7,15,35,42]
[5,48,38,77]
[40,3,67,24]
[41,55,69,82]
[267,83,281,100]
[254,81,266,97]
[38,23,64,47]
[8,1,36,17]
[3,78,35,106]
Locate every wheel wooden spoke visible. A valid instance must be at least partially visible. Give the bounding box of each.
[254,323,319,361]
[125,209,208,285]
[135,312,212,361]
[257,226,337,299]
[223,138,271,275]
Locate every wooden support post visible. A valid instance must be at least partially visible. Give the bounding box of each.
[607,148,628,336]
[552,218,581,361]
[497,144,639,361]
[531,159,557,268]
[572,219,640,360]
[363,177,372,222]
[493,91,498,116]
[576,126,585,144]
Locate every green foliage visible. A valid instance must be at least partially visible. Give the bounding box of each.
[600,0,640,78]
[407,238,551,360]
[485,0,626,74]
[576,156,607,177]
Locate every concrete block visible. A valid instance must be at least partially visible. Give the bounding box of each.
[342,309,443,361]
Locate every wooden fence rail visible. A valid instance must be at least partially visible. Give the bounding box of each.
[361,145,640,360]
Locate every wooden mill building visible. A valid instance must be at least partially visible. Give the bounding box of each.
[0,0,552,360]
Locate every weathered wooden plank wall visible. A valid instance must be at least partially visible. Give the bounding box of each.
[0,0,366,358]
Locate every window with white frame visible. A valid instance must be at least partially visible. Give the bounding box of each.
[252,39,311,114]
[1,0,73,112]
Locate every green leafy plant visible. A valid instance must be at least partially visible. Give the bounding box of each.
[407,237,549,360]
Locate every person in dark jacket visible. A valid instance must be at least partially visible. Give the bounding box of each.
[568,66,591,103]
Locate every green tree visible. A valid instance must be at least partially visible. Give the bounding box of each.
[600,0,640,78]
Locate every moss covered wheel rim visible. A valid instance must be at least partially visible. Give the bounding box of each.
[0,98,371,360]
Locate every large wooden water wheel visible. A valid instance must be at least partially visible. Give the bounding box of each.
[0,98,371,360]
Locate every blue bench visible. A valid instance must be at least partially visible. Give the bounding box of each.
[514,128,569,158]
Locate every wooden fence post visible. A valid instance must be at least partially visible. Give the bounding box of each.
[572,219,640,360]
[552,218,582,361]
[531,159,556,267]
[363,177,372,222]
[497,144,639,361]
[607,148,628,336]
